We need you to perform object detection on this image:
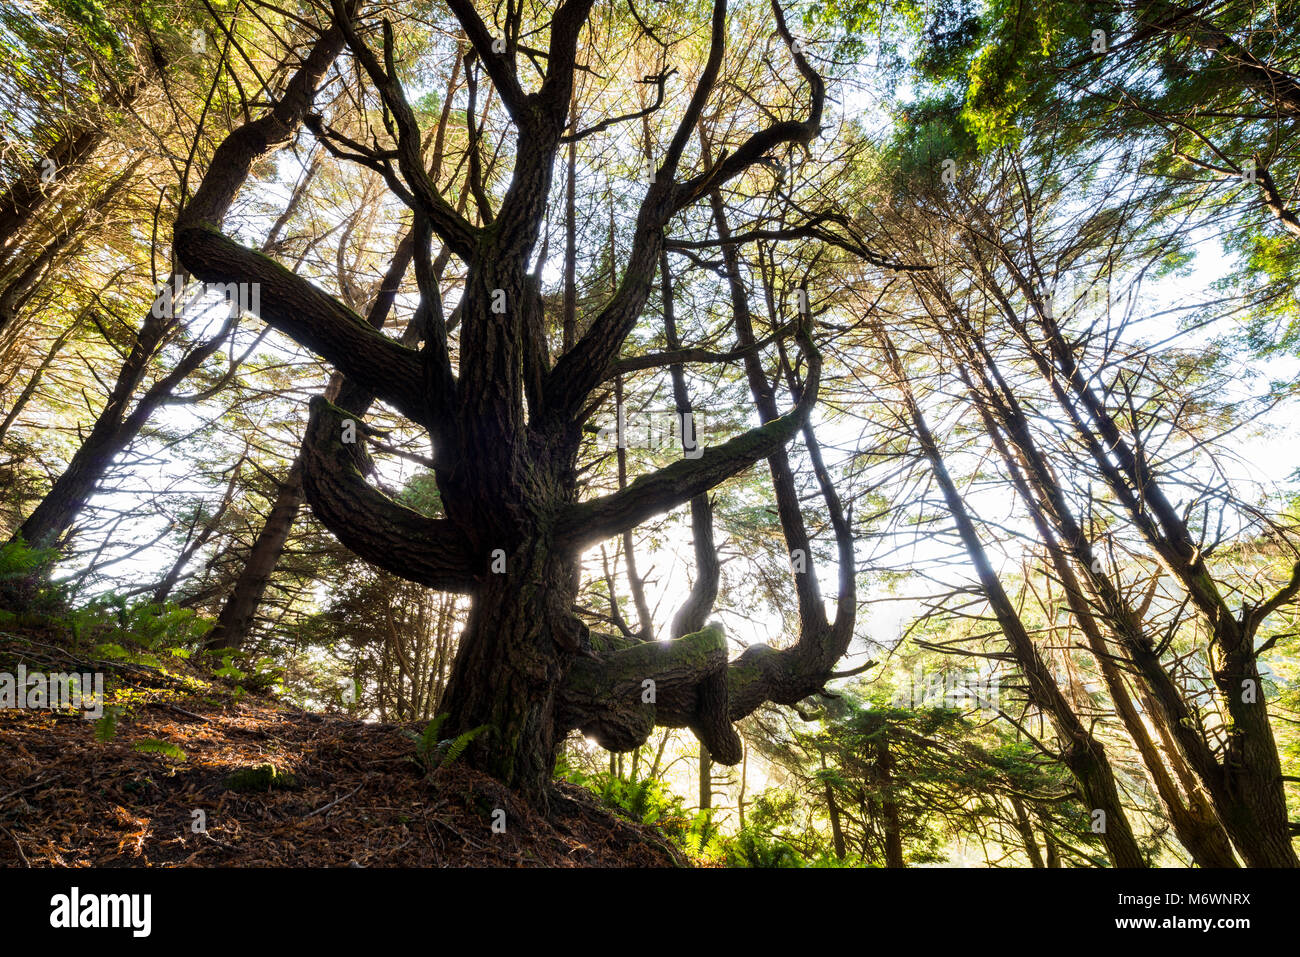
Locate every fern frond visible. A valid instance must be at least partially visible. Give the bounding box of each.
[440,725,488,768]
[133,737,187,761]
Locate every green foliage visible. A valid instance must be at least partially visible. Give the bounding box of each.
[1,558,214,666]
[0,537,66,614]
[404,714,489,774]
[718,790,833,867]
[407,712,447,763]
[93,706,121,742]
[440,724,487,767]
[803,0,926,61]
[560,761,798,864]
[110,599,213,648]
[883,95,979,198]
[132,737,186,761]
[681,808,726,859]
[558,761,700,841]
[718,828,804,868]
[46,0,124,57]
[81,599,211,667]
[202,648,283,697]
[739,678,1091,867]
[396,471,444,517]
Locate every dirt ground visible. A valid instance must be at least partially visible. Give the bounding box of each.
[0,637,685,868]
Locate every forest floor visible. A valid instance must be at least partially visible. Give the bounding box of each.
[0,630,686,868]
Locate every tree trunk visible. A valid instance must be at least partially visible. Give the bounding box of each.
[822,753,846,860]
[699,743,713,810]
[876,323,1147,868]
[933,261,1293,866]
[876,728,905,868]
[0,70,148,267]
[1004,269,1297,867]
[176,0,834,810]
[964,364,1239,867]
[206,458,305,649]
[1009,794,1046,868]
[437,548,578,807]
[1043,825,1061,867]
[11,27,344,552]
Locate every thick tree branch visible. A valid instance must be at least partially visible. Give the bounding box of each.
[329,0,478,259]
[444,0,529,121]
[535,0,600,123]
[300,397,478,591]
[670,0,823,213]
[174,223,428,425]
[178,13,351,230]
[1256,158,1300,239]
[554,325,821,551]
[543,0,824,422]
[558,623,742,762]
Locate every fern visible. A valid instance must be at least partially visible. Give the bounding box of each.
[133,738,187,761]
[722,829,803,868]
[0,537,65,613]
[403,714,487,773]
[440,725,487,768]
[94,706,120,742]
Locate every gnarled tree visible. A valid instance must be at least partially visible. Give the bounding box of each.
[175,0,866,803]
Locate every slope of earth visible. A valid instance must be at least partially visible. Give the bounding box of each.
[0,632,686,868]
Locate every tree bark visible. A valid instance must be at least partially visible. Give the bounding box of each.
[954,351,1239,867]
[876,726,905,868]
[0,72,148,268]
[1010,794,1046,868]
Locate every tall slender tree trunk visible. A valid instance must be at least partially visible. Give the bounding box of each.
[10,31,344,552]
[984,259,1298,867]
[821,753,846,860]
[0,73,148,266]
[699,743,713,811]
[1009,794,1045,867]
[205,457,305,649]
[931,263,1294,866]
[875,727,905,868]
[961,363,1239,867]
[877,324,1147,868]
